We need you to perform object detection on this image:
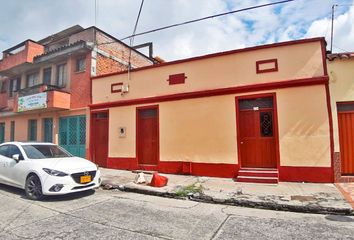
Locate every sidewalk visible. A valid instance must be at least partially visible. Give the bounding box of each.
[100,168,353,215]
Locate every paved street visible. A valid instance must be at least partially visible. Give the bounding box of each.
[0,184,354,240]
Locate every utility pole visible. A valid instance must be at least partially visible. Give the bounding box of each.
[330,4,338,53]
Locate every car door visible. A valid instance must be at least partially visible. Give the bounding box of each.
[3,144,26,187]
[0,145,10,183]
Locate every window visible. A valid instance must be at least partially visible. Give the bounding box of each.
[26,72,39,87]
[56,63,67,87]
[0,122,5,144]
[76,57,86,72]
[9,78,20,97]
[28,119,37,141]
[43,118,53,142]
[23,145,71,159]
[43,67,52,85]
[0,145,9,157]
[8,145,24,160]
[10,121,15,141]
[260,112,273,137]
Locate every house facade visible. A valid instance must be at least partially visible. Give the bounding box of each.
[0,25,153,157]
[90,37,333,183]
[327,53,354,182]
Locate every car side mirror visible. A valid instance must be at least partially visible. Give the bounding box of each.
[12,154,20,162]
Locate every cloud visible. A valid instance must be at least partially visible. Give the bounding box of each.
[0,0,353,61]
[306,3,354,52]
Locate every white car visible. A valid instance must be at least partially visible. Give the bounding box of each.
[0,142,101,200]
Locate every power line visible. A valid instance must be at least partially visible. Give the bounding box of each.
[120,0,296,41]
[127,0,145,82]
[98,0,297,45]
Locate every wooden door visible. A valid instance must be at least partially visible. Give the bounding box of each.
[137,107,158,166]
[92,112,109,167]
[238,97,277,168]
[337,103,354,175]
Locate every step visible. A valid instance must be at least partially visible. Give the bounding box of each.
[238,171,278,178]
[240,168,277,171]
[236,176,279,184]
[238,168,278,178]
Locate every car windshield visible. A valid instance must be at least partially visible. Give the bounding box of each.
[22,145,72,159]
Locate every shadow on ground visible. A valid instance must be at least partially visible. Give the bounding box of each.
[0,183,95,202]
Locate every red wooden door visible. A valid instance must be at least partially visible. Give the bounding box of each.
[338,110,354,175]
[137,108,158,166]
[92,112,109,167]
[238,97,276,168]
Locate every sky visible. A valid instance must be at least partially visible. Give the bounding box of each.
[0,0,353,61]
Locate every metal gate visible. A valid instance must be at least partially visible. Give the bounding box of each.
[59,115,86,158]
[0,123,4,143]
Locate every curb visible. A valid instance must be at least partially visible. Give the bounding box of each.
[102,183,354,216]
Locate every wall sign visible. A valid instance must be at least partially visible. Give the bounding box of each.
[18,92,47,112]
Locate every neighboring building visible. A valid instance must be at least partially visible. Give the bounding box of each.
[90,37,333,183]
[0,25,154,157]
[327,52,354,182]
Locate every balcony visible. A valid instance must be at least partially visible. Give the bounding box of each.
[0,40,44,75]
[13,84,70,113]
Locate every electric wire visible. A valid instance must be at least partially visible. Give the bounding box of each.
[127,0,145,83]
[98,0,297,45]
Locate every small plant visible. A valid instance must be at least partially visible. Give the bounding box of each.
[175,183,203,197]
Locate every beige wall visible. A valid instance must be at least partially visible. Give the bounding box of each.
[107,85,331,167]
[92,41,325,104]
[328,57,354,152]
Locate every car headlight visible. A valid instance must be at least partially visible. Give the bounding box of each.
[43,168,68,177]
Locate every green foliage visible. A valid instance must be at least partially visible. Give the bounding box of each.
[175,183,203,197]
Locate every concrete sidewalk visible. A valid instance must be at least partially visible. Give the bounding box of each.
[100,168,353,215]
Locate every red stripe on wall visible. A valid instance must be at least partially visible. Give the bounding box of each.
[106,158,239,178]
[106,158,333,182]
[90,76,329,110]
[279,166,333,183]
[107,157,138,170]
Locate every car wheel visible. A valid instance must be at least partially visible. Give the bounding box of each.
[25,174,44,200]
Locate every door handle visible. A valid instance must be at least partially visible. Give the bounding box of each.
[240,141,244,144]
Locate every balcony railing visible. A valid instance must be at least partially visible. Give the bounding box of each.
[13,84,70,113]
[17,84,65,97]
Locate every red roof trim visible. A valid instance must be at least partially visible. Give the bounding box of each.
[90,76,328,109]
[92,37,326,80]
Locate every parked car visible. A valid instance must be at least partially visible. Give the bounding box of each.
[0,142,101,200]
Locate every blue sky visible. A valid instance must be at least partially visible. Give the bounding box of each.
[0,0,353,60]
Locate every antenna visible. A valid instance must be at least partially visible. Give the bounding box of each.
[330,4,338,53]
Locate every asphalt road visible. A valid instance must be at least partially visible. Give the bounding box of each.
[0,184,353,240]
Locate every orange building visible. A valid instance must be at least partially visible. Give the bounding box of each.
[90,37,334,183]
[0,25,153,157]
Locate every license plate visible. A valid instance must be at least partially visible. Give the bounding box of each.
[80,175,91,183]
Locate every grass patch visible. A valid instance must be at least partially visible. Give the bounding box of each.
[175,183,203,197]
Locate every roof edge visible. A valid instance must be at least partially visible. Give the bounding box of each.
[92,37,326,80]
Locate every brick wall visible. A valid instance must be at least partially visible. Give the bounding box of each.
[69,52,92,109]
[96,54,129,75]
[95,31,153,76]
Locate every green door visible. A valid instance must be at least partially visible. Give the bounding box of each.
[0,123,5,143]
[43,118,53,142]
[59,115,86,158]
